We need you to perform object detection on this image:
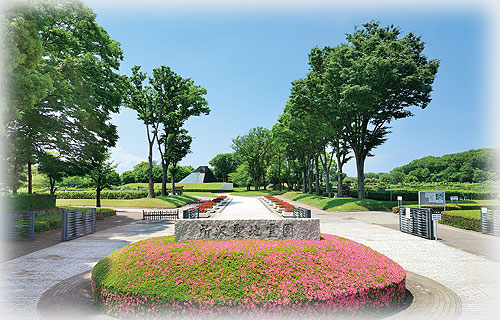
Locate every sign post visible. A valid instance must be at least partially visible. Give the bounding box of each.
[431,212,442,240]
[397,196,403,208]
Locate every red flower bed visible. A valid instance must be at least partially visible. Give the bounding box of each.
[92,234,406,318]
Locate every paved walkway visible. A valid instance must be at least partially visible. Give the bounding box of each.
[1,196,499,319]
[211,195,281,220]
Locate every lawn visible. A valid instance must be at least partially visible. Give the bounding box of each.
[56,195,197,208]
[282,192,401,211]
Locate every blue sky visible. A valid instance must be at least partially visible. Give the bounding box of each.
[86,1,494,176]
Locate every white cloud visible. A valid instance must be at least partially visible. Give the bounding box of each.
[110,146,146,174]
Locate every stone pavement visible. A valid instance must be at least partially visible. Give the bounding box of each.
[1,196,499,319]
[211,195,281,220]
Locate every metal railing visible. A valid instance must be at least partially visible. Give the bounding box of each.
[61,208,96,241]
[7,211,35,240]
[183,207,200,219]
[399,207,434,240]
[293,207,311,218]
[143,209,179,220]
[481,207,499,236]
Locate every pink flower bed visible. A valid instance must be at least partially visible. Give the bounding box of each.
[92,234,406,318]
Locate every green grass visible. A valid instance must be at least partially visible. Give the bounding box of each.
[121,182,224,190]
[56,195,197,208]
[282,192,401,211]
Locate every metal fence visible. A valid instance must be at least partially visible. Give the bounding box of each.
[183,207,199,219]
[481,207,500,236]
[293,207,311,218]
[143,209,179,220]
[7,211,35,240]
[61,208,96,241]
[399,207,434,239]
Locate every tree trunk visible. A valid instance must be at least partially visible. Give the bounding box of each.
[308,159,313,194]
[302,168,307,193]
[161,160,169,196]
[171,165,177,195]
[96,187,101,207]
[147,140,155,198]
[254,177,259,191]
[12,159,19,196]
[337,153,343,198]
[355,153,366,199]
[321,161,331,198]
[27,159,32,194]
[49,177,56,194]
[314,155,320,196]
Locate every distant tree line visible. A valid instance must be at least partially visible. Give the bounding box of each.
[365,148,498,184]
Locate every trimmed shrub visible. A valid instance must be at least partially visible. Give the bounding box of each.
[440,213,481,231]
[6,193,56,211]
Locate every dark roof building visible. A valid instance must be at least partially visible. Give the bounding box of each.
[179,166,218,183]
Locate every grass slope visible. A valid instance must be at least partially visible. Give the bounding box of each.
[56,195,197,208]
[283,192,403,211]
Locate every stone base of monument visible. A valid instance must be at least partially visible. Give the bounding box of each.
[174,218,320,241]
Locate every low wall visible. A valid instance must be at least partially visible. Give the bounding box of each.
[175,218,320,241]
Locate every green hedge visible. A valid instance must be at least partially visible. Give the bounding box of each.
[6,193,56,211]
[351,189,498,201]
[56,189,230,199]
[55,190,164,199]
[391,204,484,213]
[439,214,481,232]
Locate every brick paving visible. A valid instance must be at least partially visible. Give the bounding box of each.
[1,196,499,319]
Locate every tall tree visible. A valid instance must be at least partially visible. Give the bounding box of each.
[209,153,238,182]
[166,130,192,195]
[304,21,439,198]
[4,0,124,194]
[125,66,157,198]
[149,66,209,196]
[231,127,272,191]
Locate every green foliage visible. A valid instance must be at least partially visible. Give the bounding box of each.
[232,127,273,190]
[229,163,253,188]
[4,0,124,194]
[387,149,498,183]
[7,193,56,211]
[209,153,238,182]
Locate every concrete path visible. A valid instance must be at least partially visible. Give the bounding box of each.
[211,195,281,220]
[1,195,499,320]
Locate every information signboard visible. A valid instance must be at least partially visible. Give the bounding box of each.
[432,213,442,221]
